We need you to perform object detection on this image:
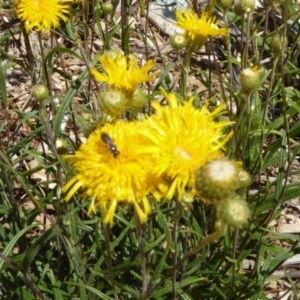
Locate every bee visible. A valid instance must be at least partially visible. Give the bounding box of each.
[101,132,120,158]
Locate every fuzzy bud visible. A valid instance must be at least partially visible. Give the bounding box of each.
[195,158,248,204]
[56,138,69,155]
[272,35,287,57]
[216,0,233,11]
[103,49,122,61]
[99,86,128,117]
[80,113,97,137]
[234,0,255,15]
[127,86,147,112]
[170,34,187,51]
[216,195,250,228]
[240,66,261,94]
[32,84,49,102]
[102,2,114,14]
[237,170,251,187]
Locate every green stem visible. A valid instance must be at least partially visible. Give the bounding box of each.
[141,225,227,299]
[172,197,181,298]
[224,9,233,117]
[121,0,130,54]
[103,222,120,300]
[243,12,252,67]
[180,50,192,98]
[135,212,148,294]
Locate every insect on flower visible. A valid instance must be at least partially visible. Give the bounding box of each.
[101,132,120,158]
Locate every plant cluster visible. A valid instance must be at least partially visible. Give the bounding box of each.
[1,0,300,299]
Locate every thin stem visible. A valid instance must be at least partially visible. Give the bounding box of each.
[135,212,148,294]
[103,223,120,300]
[121,0,130,54]
[0,253,46,300]
[172,197,180,299]
[243,12,252,67]
[180,50,192,98]
[224,9,233,116]
[21,26,37,84]
[142,225,227,299]
[239,93,252,157]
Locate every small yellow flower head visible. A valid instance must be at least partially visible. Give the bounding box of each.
[216,195,250,228]
[138,89,233,201]
[91,52,156,95]
[175,9,227,52]
[32,84,49,102]
[98,86,128,117]
[195,158,249,204]
[240,66,262,94]
[14,0,72,33]
[62,122,160,225]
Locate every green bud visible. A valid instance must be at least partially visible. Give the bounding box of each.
[56,138,69,155]
[216,0,233,11]
[195,158,247,204]
[99,86,128,117]
[103,49,122,61]
[272,35,287,57]
[81,113,97,137]
[127,86,147,112]
[216,195,250,228]
[32,84,49,102]
[237,170,251,188]
[234,0,255,15]
[102,2,114,14]
[240,66,261,94]
[170,34,187,51]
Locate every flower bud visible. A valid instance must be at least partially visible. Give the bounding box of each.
[56,138,69,154]
[127,86,147,112]
[216,0,233,11]
[216,195,250,228]
[99,86,128,117]
[240,66,261,94]
[102,49,123,62]
[234,0,255,15]
[102,2,114,14]
[170,34,187,51]
[195,158,247,204]
[272,35,287,57]
[237,170,251,188]
[80,112,97,137]
[32,84,49,102]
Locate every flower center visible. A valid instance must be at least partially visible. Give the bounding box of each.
[174,147,191,161]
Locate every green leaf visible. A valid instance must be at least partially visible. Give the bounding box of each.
[23,225,58,272]
[0,224,39,270]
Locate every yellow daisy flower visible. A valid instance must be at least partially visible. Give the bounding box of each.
[15,0,72,33]
[175,9,227,51]
[62,121,160,225]
[138,89,233,201]
[90,52,156,94]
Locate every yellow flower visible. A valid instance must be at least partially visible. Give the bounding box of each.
[62,121,160,225]
[90,51,156,94]
[175,9,227,51]
[15,0,72,33]
[138,89,233,201]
